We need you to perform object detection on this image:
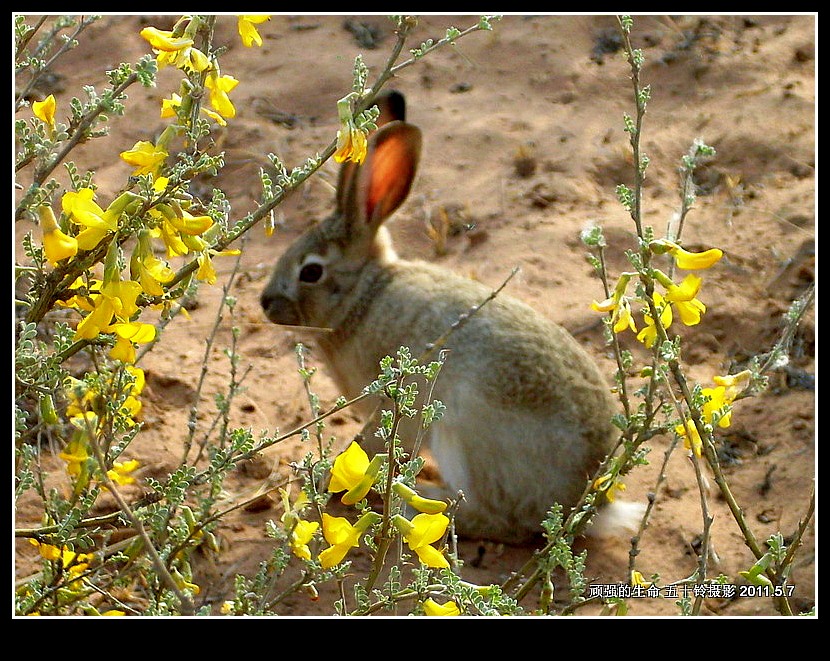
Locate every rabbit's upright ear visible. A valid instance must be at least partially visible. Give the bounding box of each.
[375,89,407,125]
[336,90,408,211]
[355,122,422,228]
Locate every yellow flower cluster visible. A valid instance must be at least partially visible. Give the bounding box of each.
[321,442,450,568]
[54,222,159,364]
[29,539,94,587]
[334,117,368,165]
[675,370,751,457]
[592,240,724,347]
[334,94,369,165]
[141,15,269,131]
[38,185,133,267]
[276,441,452,571]
[39,172,234,363]
[59,366,144,486]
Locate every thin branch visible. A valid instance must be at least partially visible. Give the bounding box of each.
[82,414,195,616]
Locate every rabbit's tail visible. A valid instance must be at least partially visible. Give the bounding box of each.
[586,500,647,539]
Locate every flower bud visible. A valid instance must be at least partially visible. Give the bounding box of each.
[39,394,59,424]
[392,481,447,514]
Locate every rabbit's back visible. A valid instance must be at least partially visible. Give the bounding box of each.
[322,259,613,424]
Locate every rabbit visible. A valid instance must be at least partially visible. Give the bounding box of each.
[261,91,632,543]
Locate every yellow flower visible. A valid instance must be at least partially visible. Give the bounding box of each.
[30,539,61,562]
[663,273,702,302]
[59,435,90,478]
[101,279,142,320]
[193,245,240,285]
[109,322,156,363]
[411,542,450,569]
[238,15,270,47]
[334,118,368,164]
[161,92,227,127]
[169,208,214,236]
[279,488,319,561]
[319,515,361,568]
[328,441,383,505]
[205,71,239,120]
[65,375,95,418]
[120,140,168,177]
[61,415,97,492]
[102,610,126,616]
[55,276,93,312]
[651,239,723,270]
[664,274,707,326]
[200,106,228,126]
[146,182,215,258]
[701,386,731,428]
[72,262,143,344]
[130,231,175,297]
[592,473,626,503]
[630,570,651,588]
[126,365,146,396]
[63,367,144,426]
[32,94,56,129]
[196,251,218,284]
[612,298,637,334]
[154,220,189,257]
[423,598,460,616]
[591,296,617,313]
[318,512,380,569]
[675,418,703,458]
[636,292,673,348]
[290,520,320,561]
[133,253,175,297]
[140,26,194,52]
[107,459,140,486]
[393,513,450,568]
[61,188,120,251]
[163,45,211,73]
[160,93,184,119]
[140,25,210,72]
[38,204,78,265]
[120,365,145,420]
[688,370,750,433]
[713,370,751,401]
[74,295,116,340]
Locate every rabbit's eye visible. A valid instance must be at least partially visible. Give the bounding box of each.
[299,262,324,283]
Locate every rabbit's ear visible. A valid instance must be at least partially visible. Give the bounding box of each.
[375,89,407,125]
[356,122,422,227]
[336,90,407,212]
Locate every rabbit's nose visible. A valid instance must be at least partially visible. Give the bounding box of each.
[260,289,302,326]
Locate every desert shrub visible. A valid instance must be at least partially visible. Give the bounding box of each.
[13,14,813,617]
